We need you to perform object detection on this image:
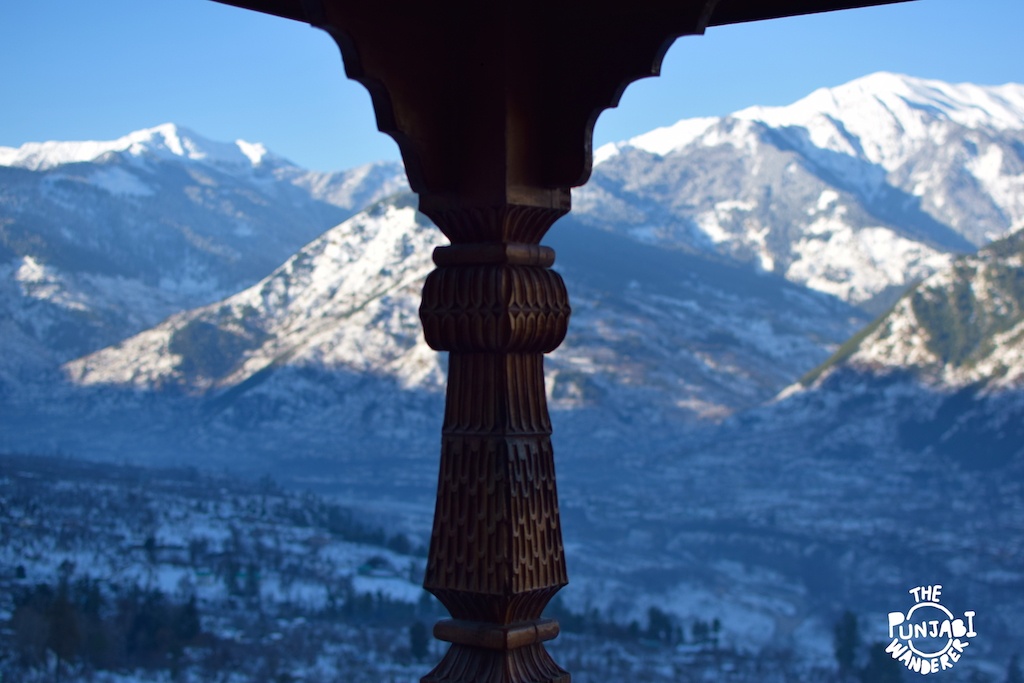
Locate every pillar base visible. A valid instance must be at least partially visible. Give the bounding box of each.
[434,618,560,650]
[422,642,569,683]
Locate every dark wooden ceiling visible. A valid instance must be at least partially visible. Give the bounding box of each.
[710,0,911,24]
[212,0,913,27]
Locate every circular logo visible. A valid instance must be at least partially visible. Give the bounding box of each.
[885,585,977,675]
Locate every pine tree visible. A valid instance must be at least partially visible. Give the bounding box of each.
[646,607,673,643]
[173,595,201,644]
[47,581,80,682]
[1006,654,1023,683]
[833,610,860,675]
[859,642,903,683]
[410,620,430,661]
[692,618,708,644]
[144,535,157,564]
[245,562,261,599]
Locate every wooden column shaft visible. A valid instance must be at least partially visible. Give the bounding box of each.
[418,203,571,683]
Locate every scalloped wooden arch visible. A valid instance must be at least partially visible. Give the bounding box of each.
[300,1,718,207]
[213,0,912,205]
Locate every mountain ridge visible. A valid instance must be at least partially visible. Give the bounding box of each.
[42,196,862,473]
[0,123,276,171]
[6,71,1024,455]
[600,72,1024,161]
[582,72,1024,312]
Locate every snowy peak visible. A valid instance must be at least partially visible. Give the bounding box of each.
[737,72,1024,133]
[733,72,1024,169]
[595,116,720,162]
[597,72,1024,164]
[582,72,1024,308]
[0,123,278,171]
[0,124,408,382]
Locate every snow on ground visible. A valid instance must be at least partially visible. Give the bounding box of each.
[87,166,155,196]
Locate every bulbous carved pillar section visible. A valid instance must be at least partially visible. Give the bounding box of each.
[418,202,571,683]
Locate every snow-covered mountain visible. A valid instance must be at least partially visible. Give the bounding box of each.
[817,232,1024,390]
[6,71,1021,381]
[774,225,1024,464]
[565,230,1024,663]
[34,195,860,469]
[0,123,404,372]
[5,72,1024,460]
[3,75,1024,671]
[583,73,1024,311]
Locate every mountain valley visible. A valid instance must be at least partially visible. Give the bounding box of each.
[2,72,1023,679]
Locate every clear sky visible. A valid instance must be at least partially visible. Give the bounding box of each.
[1,0,1022,173]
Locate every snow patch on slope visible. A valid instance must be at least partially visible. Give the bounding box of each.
[87,166,155,196]
[787,222,951,304]
[15,256,90,312]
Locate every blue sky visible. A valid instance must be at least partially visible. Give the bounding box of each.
[1,0,1022,173]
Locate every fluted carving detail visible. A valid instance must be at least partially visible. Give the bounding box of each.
[424,433,566,619]
[441,355,552,436]
[420,266,570,354]
[419,202,571,683]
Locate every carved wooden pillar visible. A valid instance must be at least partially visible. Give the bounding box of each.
[236,5,721,681]
[417,198,571,682]
[206,2,912,681]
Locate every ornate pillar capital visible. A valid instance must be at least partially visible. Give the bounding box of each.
[417,194,569,245]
